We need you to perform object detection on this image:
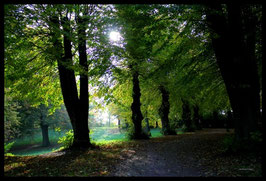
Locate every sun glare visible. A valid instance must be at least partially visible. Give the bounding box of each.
[109,31,121,42]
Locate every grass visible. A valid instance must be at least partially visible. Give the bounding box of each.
[11,145,61,156]
[150,128,164,137]
[11,129,68,149]
[9,127,164,156]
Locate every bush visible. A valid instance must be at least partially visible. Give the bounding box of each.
[4,141,15,155]
[58,130,74,149]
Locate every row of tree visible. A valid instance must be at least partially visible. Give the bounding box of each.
[4,4,264,148]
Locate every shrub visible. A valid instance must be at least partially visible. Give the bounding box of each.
[4,141,15,155]
[58,130,74,149]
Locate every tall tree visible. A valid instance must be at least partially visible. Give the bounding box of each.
[49,5,91,148]
[159,85,176,135]
[205,4,261,142]
[115,5,157,139]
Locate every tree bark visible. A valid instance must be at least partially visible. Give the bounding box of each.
[193,105,201,130]
[212,110,218,128]
[159,85,175,135]
[182,99,193,132]
[261,4,265,177]
[75,14,91,147]
[130,66,147,139]
[41,123,50,147]
[226,110,233,131]
[40,112,50,147]
[205,4,260,142]
[155,121,159,128]
[144,117,151,136]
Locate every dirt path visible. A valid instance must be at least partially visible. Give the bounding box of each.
[109,129,232,177]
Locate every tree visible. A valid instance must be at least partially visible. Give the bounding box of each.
[5,4,113,148]
[159,85,176,135]
[205,4,262,142]
[115,5,157,139]
[48,5,92,148]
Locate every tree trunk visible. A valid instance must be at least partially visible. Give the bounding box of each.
[205,4,260,142]
[212,110,218,128]
[155,121,159,128]
[130,67,147,139]
[144,117,151,136]
[159,85,175,135]
[193,105,201,130]
[118,119,120,129]
[39,106,50,147]
[41,123,50,147]
[226,110,233,131]
[72,14,91,148]
[182,99,193,132]
[262,4,265,177]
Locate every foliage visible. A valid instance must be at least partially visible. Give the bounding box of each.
[4,142,15,155]
[4,92,21,142]
[58,130,74,149]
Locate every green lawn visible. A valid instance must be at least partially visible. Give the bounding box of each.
[9,127,164,156]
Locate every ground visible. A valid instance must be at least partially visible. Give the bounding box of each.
[4,128,262,177]
[109,129,262,177]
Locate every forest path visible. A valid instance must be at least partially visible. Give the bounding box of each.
[109,129,231,177]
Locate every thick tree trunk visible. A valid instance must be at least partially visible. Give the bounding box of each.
[182,99,193,132]
[41,123,50,147]
[262,4,265,177]
[159,85,175,135]
[193,105,201,130]
[130,67,147,139]
[226,110,233,131]
[74,14,91,147]
[38,105,50,147]
[155,121,159,128]
[205,4,260,142]
[212,111,218,128]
